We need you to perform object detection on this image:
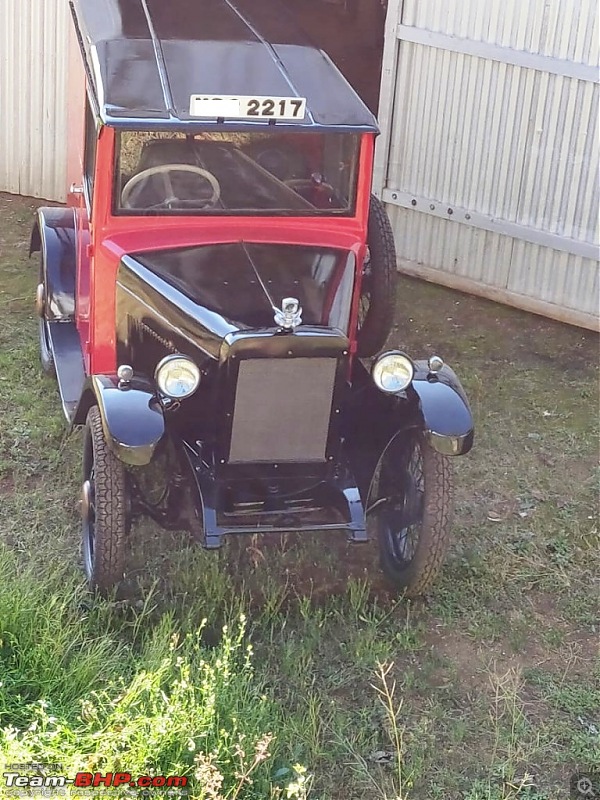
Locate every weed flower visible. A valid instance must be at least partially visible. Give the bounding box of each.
[193,751,224,799]
[284,765,310,799]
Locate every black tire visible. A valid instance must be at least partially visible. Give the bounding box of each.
[356,195,397,357]
[39,317,55,377]
[373,432,453,596]
[81,406,128,593]
[37,256,55,378]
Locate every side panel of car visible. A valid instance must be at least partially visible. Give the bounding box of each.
[29,207,77,320]
[346,134,378,352]
[74,201,91,371]
[86,124,119,375]
[70,94,101,373]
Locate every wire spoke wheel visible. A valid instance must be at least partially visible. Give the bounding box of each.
[372,432,454,596]
[81,406,128,593]
[382,443,424,564]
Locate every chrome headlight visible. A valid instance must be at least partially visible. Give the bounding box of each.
[155,355,200,399]
[372,351,414,393]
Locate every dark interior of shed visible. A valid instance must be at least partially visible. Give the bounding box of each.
[285,0,386,115]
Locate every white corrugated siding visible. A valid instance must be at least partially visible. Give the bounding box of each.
[376,0,600,328]
[402,0,599,66]
[0,0,70,201]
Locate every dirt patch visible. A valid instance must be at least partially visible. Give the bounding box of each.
[422,591,599,700]
[224,529,395,607]
[0,474,15,495]
[394,276,599,377]
[420,627,537,694]
[526,592,599,669]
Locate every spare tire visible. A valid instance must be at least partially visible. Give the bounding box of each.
[356,194,397,357]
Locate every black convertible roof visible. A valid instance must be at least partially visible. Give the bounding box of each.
[69,0,379,133]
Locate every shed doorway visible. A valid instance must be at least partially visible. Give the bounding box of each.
[285,0,386,114]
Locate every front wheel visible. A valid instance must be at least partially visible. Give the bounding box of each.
[372,432,453,596]
[36,264,55,378]
[81,406,129,593]
[38,315,55,377]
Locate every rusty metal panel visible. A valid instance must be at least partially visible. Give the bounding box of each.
[376,0,599,328]
[0,0,70,201]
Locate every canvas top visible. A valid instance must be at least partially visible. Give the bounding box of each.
[70,0,379,133]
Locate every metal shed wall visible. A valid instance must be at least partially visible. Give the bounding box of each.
[374,0,600,329]
[0,0,70,202]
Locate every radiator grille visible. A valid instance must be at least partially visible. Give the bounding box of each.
[229,358,337,463]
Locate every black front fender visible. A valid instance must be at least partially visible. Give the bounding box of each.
[78,376,165,466]
[30,207,76,320]
[408,361,474,455]
[343,359,473,504]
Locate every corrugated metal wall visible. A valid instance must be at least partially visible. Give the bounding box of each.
[0,0,70,201]
[2,0,599,325]
[374,0,600,329]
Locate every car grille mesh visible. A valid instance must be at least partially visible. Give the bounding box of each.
[229,358,337,463]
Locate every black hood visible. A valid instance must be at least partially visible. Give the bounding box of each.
[116,241,355,368]
[132,241,355,332]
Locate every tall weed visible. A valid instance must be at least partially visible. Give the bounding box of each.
[0,547,308,799]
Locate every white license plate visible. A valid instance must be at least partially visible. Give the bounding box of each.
[189,95,306,120]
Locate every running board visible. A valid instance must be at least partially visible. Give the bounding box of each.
[48,321,85,424]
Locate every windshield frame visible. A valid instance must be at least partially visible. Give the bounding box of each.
[112,129,360,218]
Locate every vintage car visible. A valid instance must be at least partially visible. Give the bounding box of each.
[31,0,473,595]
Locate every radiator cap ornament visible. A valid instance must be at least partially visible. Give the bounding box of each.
[274,297,302,330]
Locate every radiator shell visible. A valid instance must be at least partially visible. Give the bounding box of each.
[229,358,337,463]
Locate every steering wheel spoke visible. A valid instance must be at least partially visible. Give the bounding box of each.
[160,172,178,207]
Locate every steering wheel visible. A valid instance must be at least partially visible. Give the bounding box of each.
[121,164,221,210]
[284,177,338,207]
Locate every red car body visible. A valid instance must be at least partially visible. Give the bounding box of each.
[73,127,375,376]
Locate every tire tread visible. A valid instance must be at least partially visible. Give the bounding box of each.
[378,436,454,597]
[85,406,127,591]
[356,194,397,357]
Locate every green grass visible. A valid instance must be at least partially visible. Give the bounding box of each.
[0,193,598,799]
[0,550,303,798]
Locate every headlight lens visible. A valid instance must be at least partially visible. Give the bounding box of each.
[155,355,200,399]
[372,351,414,393]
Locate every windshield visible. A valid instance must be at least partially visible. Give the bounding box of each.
[114,131,359,216]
